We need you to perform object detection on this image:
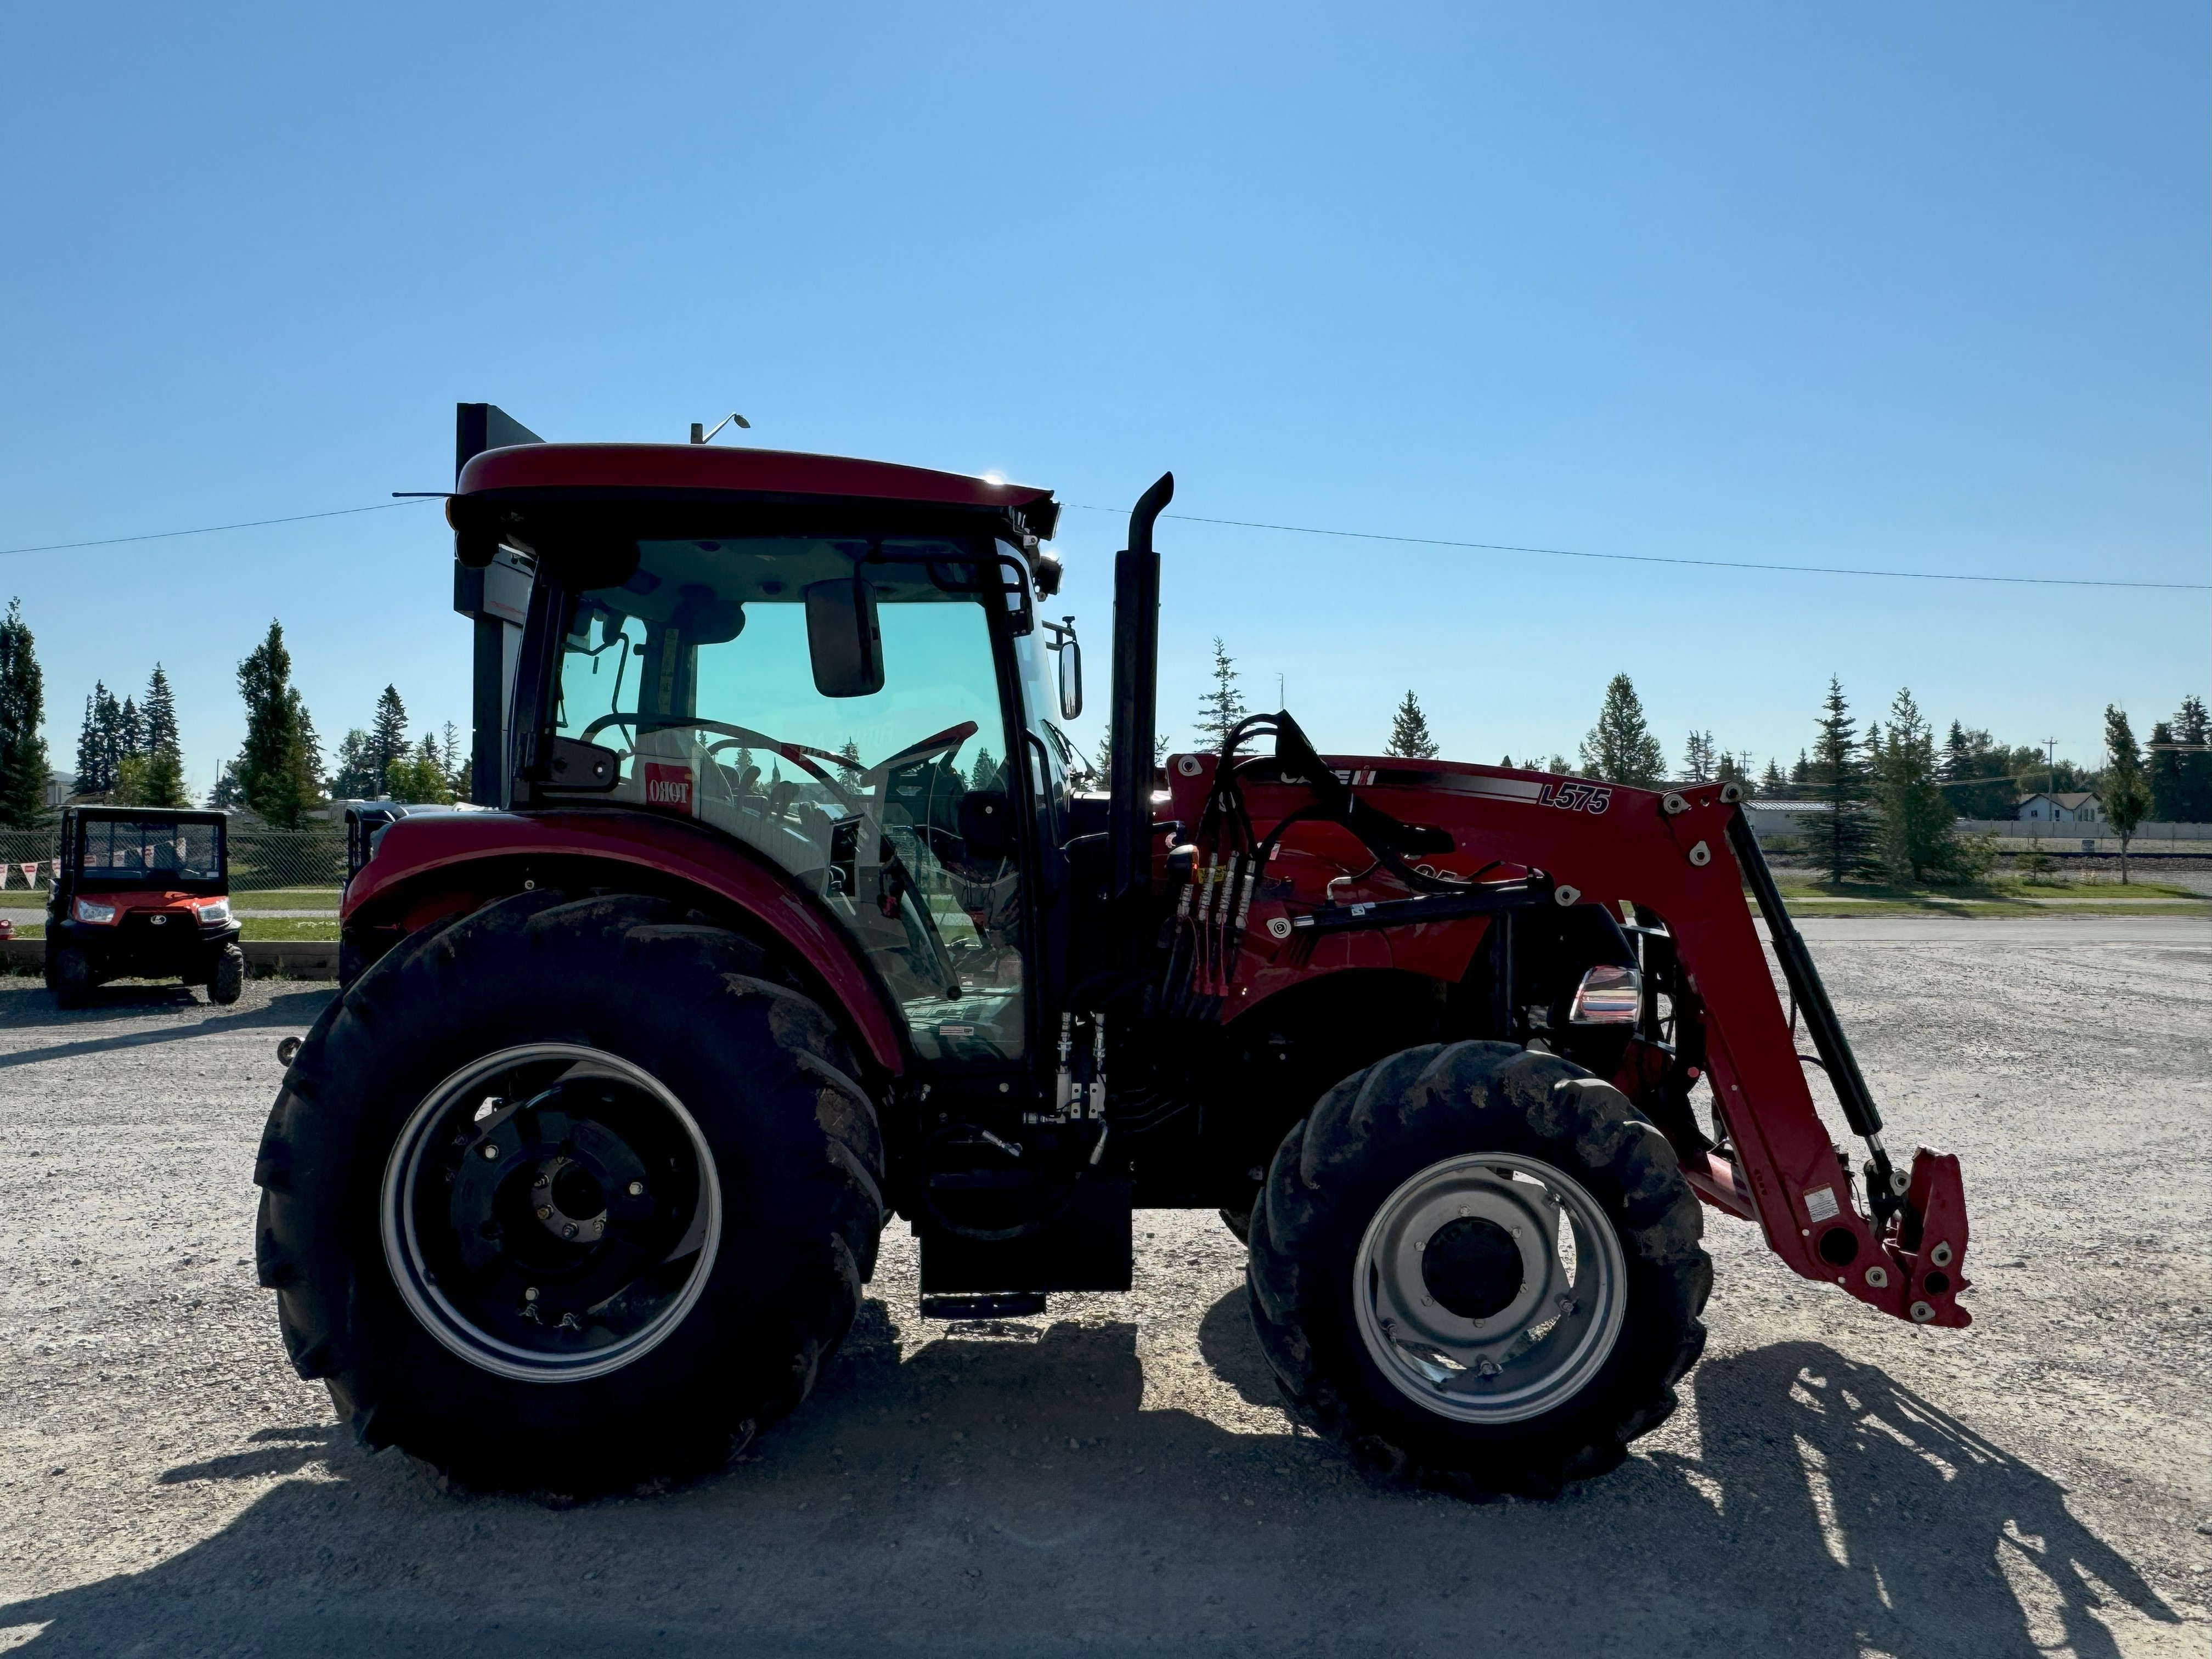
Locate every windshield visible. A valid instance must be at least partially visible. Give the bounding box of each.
[75,817,223,889]
[554,535,1031,1062]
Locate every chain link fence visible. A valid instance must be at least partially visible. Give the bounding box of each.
[0,825,347,895]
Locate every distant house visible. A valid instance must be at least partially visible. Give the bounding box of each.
[43,771,74,810]
[1743,800,1832,842]
[2017,792,2101,823]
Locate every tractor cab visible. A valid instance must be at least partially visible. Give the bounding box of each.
[47,805,245,1005]
[451,443,1085,1093]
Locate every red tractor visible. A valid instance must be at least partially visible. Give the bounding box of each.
[253,411,1971,1497]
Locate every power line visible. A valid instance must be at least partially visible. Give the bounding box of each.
[8,491,2199,592]
[0,497,437,559]
[1066,504,2209,592]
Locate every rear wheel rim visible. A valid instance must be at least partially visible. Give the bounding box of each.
[1352,1152,1628,1424]
[382,1042,723,1384]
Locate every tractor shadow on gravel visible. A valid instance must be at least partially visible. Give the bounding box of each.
[0,985,331,1070]
[0,1312,2182,1658]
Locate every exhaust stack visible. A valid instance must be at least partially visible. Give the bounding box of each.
[1108,474,1174,955]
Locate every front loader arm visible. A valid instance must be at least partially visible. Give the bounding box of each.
[1660,793,1971,1329]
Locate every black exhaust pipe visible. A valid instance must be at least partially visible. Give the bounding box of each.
[1108,473,1175,956]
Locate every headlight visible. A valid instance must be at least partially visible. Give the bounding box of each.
[72,897,119,925]
[196,898,232,926]
[1568,963,1641,1025]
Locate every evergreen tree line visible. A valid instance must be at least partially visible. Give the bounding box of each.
[207,623,467,827]
[69,663,191,808]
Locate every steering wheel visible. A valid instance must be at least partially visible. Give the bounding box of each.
[578,714,864,810]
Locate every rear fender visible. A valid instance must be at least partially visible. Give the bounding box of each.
[342,810,908,1074]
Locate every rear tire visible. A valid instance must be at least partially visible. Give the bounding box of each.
[1246,1040,1709,1498]
[252,890,884,1492]
[208,944,245,1005]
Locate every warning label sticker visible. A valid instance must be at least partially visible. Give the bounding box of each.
[1803,1185,1841,1223]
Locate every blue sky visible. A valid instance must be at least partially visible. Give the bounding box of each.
[1,3,2204,797]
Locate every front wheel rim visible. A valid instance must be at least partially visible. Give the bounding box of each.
[382,1043,723,1385]
[1352,1152,1628,1424]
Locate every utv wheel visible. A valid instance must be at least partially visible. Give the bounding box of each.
[46,946,93,1007]
[251,890,885,1491]
[208,944,245,1005]
[1246,1041,1709,1498]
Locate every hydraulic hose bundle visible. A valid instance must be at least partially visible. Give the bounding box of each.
[1157,710,1459,1019]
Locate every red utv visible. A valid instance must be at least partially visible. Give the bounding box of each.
[47,806,245,1006]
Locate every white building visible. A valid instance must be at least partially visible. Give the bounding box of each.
[2017,792,2101,823]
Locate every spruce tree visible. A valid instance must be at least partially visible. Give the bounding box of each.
[1809,678,1876,883]
[330,729,381,799]
[1385,691,1439,759]
[1578,674,1664,786]
[1682,731,1716,784]
[118,696,144,761]
[142,664,180,760]
[369,685,409,786]
[1760,758,1786,794]
[2171,695,2211,822]
[1193,638,1248,755]
[207,759,245,809]
[1871,688,1955,881]
[76,683,123,796]
[440,722,465,790]
[0,599,50,828]
[2146,721,2181,821]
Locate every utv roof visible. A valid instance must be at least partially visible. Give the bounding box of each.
[65,805,228,825]
[456,443,1058,538]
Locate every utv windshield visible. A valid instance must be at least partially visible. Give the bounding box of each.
[75,817,224,889]
[554,536,1029,1062]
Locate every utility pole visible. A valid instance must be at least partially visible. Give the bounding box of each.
[2042,737,2059,797]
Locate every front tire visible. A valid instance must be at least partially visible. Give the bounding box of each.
[207,944,245,1005]
[1246,1041,1709,1498]
[252,890,884,1491]
[46,944,93,1007]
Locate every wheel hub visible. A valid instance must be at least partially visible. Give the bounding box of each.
[1420,1215,1524,1320]
[382,1045,721,1385]
[1352,1152,1629,1424]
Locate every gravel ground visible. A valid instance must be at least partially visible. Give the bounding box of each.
[0,916,2205,1657]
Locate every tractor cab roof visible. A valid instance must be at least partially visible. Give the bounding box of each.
[456,443,1059,541]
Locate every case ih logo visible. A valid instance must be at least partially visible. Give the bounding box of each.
[1541,780,1612,815]
[643,762,695,815]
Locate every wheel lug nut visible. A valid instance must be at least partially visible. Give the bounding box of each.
[536,1206,551,1221]
[627,1181,645,1198]
[523,1286,539,1302]
[481,1143,500,1160]
[562,1223,578,1240]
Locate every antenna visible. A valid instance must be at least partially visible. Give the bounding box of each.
[689,413,751,444]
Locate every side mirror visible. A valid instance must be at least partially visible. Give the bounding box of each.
[805,575,884,698]
[1045,616,1082,720]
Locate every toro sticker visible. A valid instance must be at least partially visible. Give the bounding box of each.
[643,761,695,815]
